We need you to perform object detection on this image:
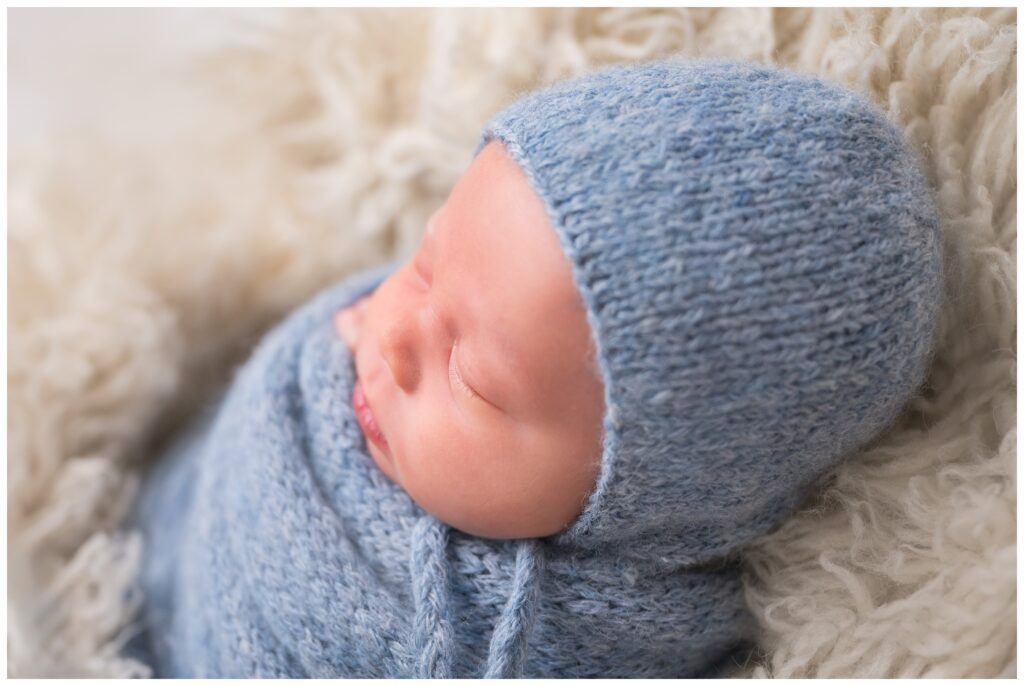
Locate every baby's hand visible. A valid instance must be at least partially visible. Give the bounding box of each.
[334,296,370,353]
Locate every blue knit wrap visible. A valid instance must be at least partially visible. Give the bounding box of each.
[127,262,753,677]
[124,58,942,677]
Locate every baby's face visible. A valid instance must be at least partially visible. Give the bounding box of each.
[335,141,605,539]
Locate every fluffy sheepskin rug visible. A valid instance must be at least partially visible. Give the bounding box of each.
[8,7,1016,678]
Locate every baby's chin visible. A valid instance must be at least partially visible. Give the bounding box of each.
[365,431,399,484]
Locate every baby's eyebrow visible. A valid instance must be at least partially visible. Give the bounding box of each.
[457,325,525,414]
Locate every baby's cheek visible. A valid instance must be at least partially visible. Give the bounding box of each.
[396,413,510,536]
[388,391,596,539]
[408,419,469,482]
[495,425,599,537]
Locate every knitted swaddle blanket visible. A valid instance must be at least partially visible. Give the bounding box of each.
[126,262,755,678]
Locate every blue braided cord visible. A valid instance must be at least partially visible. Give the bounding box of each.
[483,539,545,678]
[410,516,456,678]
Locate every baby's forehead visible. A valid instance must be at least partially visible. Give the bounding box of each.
[442,142,580,299]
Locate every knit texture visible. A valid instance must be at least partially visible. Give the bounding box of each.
[123,58,942,677]
[125,262,753,677]
[477,58,943,564]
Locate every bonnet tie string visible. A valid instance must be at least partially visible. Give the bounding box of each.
[410,516,456,678]
[482,538,545,679]
[411,517,545,678]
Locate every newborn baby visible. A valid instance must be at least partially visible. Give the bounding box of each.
[332,139,606,541]
[125,58,943,678]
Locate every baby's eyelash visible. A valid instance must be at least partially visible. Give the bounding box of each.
[449,342,480,402]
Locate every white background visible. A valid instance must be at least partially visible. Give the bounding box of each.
[9,8,271,146]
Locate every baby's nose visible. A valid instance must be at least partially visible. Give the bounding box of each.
[334,297,368,351]
[379,313,422,393]
[334,310,359,351]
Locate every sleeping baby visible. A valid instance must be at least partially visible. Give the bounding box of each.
[124,58,943,677]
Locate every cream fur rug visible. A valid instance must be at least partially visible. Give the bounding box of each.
[8,8,1016,678]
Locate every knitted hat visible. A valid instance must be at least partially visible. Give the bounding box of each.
[475,58,943,564]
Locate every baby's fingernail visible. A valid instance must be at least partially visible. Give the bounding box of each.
[334,308,360,349]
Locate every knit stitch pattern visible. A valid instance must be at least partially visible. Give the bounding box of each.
[477,58,943,564]
[125,58,942,677]
[126,262,753,677]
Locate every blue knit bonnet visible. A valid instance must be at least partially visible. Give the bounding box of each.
[474,58,943,565]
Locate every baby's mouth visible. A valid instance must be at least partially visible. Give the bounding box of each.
[353,381,389,454]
